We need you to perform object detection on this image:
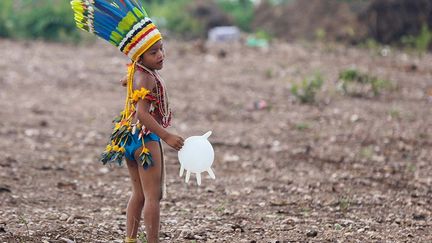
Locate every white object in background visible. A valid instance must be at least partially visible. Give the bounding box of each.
[178,131,216,185]
[208,26,240,42]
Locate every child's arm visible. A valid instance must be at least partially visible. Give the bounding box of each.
[134,72,184,151]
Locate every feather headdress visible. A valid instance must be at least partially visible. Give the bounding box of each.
[71,0,162,61]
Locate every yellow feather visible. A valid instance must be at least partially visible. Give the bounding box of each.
[133,7,144,19]
[110,31,123,44]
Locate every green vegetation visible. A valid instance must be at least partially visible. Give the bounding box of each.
[359,146,373,159]
[146,0,204,39]
[18,213,30,238]
[0,0,296,42]
[315,28,326,42]
[138,232,148,242]
[338,196,351,213]
[215,202,226,213]
[0,0,80,42]
[360,38,381,52]
[401,24,432,54]
[291,74,324,104]
[338,69,391,97]
[388,108,401,119]
[216,0,255,31]
[1,0,429,54]
[0,1,13,38]
[265,68,274,79]
[407,163,416,173]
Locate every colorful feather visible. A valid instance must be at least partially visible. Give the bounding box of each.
[70,0,160,61]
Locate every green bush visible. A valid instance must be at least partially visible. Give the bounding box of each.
[216,0,254,31]
[0,0,80,42]
[0,1,14,38]
[338,69,391,97]
[401,24,432,54]
[143,0,204,39]
[291,74,324,104]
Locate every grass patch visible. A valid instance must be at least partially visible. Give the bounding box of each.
[0,0,80,42]
[338,69,392,97]
[291,73,324,104]
[388,108,401,119]
[338,196,351,213]
[401,24,432,55]
[359,146,373,159]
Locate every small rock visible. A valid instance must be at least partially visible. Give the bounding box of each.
[57,182,77,190]
[306,230,318,237]
[60,237,75,243]
[218,49,227,58]
[350,114,359,122]
[0,186,11,193]
[267,240,280,243]
[413,214,426,221]
[193,235,204,240]
[45,213,59,220]
[59,213,68,221]
[205,187,215,193]
[99,167,110,174]
[223,154,240,162]
[180,230,194,240]
[66,215,75,224]
[39,120,49,127]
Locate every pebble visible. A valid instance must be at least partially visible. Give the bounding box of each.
[350,114,359,122]
[66,215,75,223]
[59,213,69,221]
[60,238,75,243]
[45,213,59,220]
[99,167,110,174]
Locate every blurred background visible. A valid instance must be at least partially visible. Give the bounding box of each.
[0,0,431,52]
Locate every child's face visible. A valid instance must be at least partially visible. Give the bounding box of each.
[139,40,165,70]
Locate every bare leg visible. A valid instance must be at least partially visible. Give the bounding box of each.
[135,141,162,243]
[125,158,145,239]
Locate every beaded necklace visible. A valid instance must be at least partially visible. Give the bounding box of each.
[135,63,171,128]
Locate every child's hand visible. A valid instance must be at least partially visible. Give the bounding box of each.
[120,75,127,87]
[163,133,184,151]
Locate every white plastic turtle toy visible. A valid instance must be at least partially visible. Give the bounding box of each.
[178,131,216,185]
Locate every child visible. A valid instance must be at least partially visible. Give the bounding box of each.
[71,1,184,242]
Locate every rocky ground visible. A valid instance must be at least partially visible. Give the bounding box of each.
[0,38,431,242]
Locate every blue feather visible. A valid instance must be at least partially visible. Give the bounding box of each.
[72,0,152,46]
[94,10,117,29]
[94,0,125,22]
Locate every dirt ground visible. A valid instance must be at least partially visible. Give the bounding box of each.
[0,38,431,242]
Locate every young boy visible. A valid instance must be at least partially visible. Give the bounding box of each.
[71,1,183,242]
